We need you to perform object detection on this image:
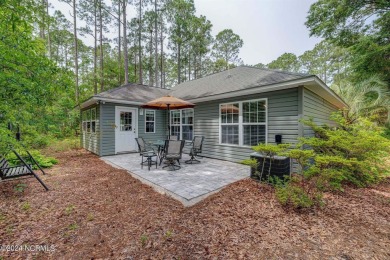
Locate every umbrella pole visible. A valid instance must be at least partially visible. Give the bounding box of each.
[167,104,170,137]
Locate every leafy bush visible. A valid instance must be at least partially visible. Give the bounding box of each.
[301,114,390,187]
[7,150,58,169]
[246,112,390,209]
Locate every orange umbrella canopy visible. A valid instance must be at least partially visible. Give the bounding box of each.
[141,95,195,110]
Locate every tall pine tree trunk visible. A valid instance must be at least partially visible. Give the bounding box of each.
[160,22,164,88]
[73,0,79,104]
[177,42,181,84]
[40,0,46,39]
[154,0,158,88]
[94,0,97,94]
[123,0,129,84]
[149,28,153,86]
[138,0,143,84]
[118,0,122,85]
[46,0,51,59]
[188,53,191,81]
[99,0,104,91]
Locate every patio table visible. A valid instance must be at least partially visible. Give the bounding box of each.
[152,140,166,165]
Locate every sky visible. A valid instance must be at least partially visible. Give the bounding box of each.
[51,0,322,66]
[193,0,322,65]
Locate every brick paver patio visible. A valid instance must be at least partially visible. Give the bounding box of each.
[102,153,250,206]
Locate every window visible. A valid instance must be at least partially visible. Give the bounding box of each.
[220,103,239,145]
[82,111,87,132]
[220,99,267,146]
[120,111,132,131]
[91,108,96,133]
[170,109,194,140]
[181,109,194,140]
[145,110,155,133]
[242,100,266,146]
[82,108,97,133]
[86,109,91,133]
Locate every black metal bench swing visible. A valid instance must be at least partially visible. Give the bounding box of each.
[0,124,49,191]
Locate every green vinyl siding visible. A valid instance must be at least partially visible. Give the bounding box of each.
[193,88,299,163]
[80,104,100,155]
[99,102,167,156]
[138,109,167,143]
[302,88,338,137]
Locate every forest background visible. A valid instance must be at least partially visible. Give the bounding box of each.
[0,0,389,151]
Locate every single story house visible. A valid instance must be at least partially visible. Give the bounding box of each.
[80,66,347,164]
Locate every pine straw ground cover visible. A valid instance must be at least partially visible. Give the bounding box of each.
[0,149,389,259]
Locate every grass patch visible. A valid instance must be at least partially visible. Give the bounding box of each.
[165,230,173,241]
[140,234,148,247]
[65,205,75,215]
[68,223,78,231]
[21,201,31,211]
[49,138,80,152]
[14,183,27,193]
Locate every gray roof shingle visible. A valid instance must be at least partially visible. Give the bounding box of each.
[169,65,310,100]
[96,83,170,103]
[93,66,310,103]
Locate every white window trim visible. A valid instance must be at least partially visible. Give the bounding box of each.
[219,98,268,147]
[170,108,194,141]
[144,110,156,133]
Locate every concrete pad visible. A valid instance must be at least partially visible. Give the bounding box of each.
[101,153,250,206]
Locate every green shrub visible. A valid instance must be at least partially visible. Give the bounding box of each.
[275,181,320,209]
[6,150,58,169]
[245,112,390,209]
[301,114,390,187]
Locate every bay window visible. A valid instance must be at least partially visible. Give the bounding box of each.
[220,99,267,146]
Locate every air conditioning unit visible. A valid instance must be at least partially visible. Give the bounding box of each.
[250,152,290,181]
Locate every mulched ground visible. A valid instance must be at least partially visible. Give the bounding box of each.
[0,149,389,259]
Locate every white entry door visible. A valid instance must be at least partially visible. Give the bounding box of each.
[115,106,138,153]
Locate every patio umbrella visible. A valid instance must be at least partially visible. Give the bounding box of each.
[141,95,195,136]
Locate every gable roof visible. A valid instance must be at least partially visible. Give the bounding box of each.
[169,66,310,100]
[80,66,347,109]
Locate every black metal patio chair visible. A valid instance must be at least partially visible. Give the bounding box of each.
[162,140,185,171]
[185,136,204,164]
[135,137,157,170]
